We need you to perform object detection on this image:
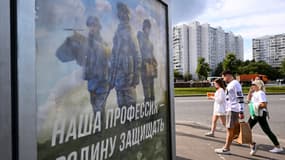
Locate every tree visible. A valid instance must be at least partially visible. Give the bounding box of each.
[223,53,241,74]
[196,57,211,80]
[183,72,192,81]
[219,54,282,80]
[238,60,281,80]
[213,62,223,76]
[174,69,182,81]
[280,59,285,76]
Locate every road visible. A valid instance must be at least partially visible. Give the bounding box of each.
[175,95,285,139]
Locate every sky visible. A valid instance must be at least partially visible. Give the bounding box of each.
[172,0,285,60]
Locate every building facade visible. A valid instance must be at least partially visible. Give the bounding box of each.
[173,24,189,74]
[235,36,244,60]
[188,21,202,79]
[173,21,244,79]
[253,33,285,67]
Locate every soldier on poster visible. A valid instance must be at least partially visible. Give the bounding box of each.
[110,2,141,108]
[137,19,158,102]
[56,16,111,114]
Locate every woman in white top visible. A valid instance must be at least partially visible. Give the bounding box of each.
[205,78,226,137]
[247,80,283,155]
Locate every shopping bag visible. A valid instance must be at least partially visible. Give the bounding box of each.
[248,102,255,117]
[233,122,240,139]
[236,122,252,144]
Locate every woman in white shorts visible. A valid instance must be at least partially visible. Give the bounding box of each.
[205,78,226,137]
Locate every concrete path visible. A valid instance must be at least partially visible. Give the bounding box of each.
[176,121,285,160]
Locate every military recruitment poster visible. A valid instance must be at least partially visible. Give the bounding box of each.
[35,0,172,159]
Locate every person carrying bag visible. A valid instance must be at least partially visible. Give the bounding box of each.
[235,121,252,145]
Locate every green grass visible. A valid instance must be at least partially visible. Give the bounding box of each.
[175,86,285,96]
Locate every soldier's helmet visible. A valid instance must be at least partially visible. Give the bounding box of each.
[86,16,102,29]
[143,19,151,29]
[117,2,130,21]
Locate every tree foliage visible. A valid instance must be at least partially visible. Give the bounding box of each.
[196,57,211,80]
[222,53,242,75]
[217,53,281,80]
[213,62,223,76]
[174,69,182,81]
[237,61,281,80]
[183,72,192,81]
[280,59,285,76]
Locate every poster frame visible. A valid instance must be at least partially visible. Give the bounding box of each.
[0,0,13,160]
[14,0,176,159]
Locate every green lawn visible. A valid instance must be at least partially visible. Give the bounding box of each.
[175,86,285,96]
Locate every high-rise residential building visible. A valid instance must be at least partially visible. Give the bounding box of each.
[188,21,202,79]
[235,36,244,60]
[172,21,244,79]
[253,33,285,67]
[201,23,216,70]
[216,27,226,65]
[225,32,236,54]
[173,24,189,74]
[253,36,270,63]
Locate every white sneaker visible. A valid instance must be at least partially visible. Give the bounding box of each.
[269,147,284,153]
[205,132,215,137]
[250,143,257,156]
[215,148,231,155]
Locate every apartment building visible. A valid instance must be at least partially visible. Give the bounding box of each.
[173,21,244,79]
[253,33,285,67]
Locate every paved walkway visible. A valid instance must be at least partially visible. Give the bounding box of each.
[176,121,285,160]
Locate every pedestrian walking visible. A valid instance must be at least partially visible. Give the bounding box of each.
[215,70,245,155]
[247,80,283,155]
[205,78,226,137]
[254,76,265,91]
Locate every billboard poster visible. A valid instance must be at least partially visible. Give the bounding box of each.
[35,0,172,159]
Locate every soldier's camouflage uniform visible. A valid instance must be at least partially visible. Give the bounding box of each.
[137,20,157,102]
[56,16,110,113]
[110,2,141,108]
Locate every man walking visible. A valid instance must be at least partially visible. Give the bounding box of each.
[215,70,245,154]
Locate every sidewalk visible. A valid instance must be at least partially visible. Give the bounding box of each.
[175,92,285,97]
[176,121,285,160]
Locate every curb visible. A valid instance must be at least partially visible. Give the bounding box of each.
[175,93,285,97]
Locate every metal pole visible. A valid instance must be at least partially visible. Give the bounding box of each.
[0,0,12,159]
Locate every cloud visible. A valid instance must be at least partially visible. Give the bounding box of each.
[173,0,285,60]
[197,0,285,37]
[87,0,112,16]
[205,12,285,40]
[36,0,86,30]
[95,0,112,13]
[200,0,285,19]
[133,4,158,29]
[171,0,207,24]
[135,5,146,18]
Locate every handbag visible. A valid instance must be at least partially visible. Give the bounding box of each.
[236,122,252,144]
[248,102,255,118]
